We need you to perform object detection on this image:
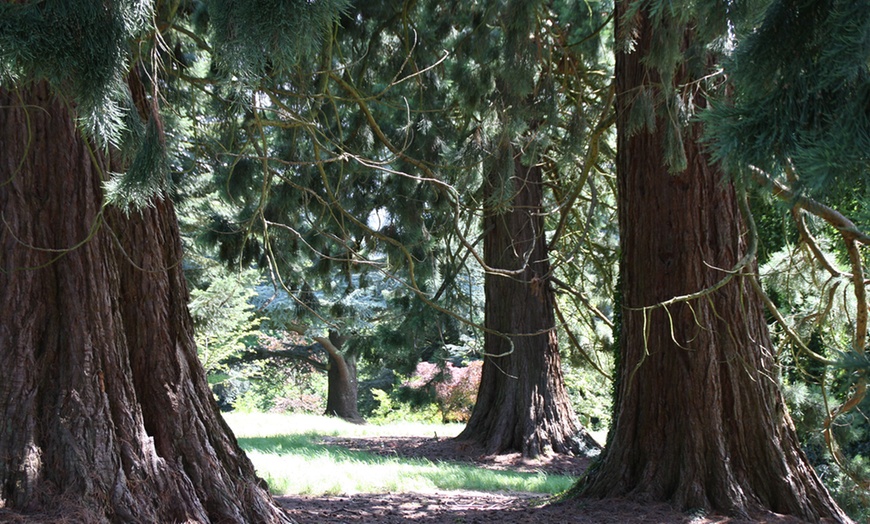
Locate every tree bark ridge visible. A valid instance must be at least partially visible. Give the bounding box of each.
[458,155,600,458]
[579,9,850,522]
[0,82,290,523]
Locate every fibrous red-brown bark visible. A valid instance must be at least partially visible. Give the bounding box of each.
[457,156,601,458]
[579,8,850,522]
[0,83,290,523]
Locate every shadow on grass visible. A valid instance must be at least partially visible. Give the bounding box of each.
[237,434,575,495]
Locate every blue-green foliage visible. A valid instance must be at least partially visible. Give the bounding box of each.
[783,381,870,521]
[761,242,870,520]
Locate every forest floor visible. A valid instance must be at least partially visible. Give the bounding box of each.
[277,435,817,523]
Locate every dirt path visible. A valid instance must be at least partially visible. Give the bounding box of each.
[278,490,697,523]
[277,436,816,523]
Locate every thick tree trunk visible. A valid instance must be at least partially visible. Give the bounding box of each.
[0,83,290,522]
[457,157,601,458]
[319,332,364,424]
[580,8,850,522]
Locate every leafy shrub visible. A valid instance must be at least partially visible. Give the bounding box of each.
[782,380,870,521]
[264,356,328,415]
[229,355,328,414]
[562,362,612,431]
[402,361,482,423]
[189,269,262,373]
[232,376,327,414]
[220,331,329,414]
[369,388,441,424]
[271,393,324,414]
[358,368,397,417]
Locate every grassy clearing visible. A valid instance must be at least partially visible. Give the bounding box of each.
[224,412,465,439]
[224,413,576,496]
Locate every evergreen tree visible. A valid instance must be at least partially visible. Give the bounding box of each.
[0,0,345,520]
[189,0,615,445]
[189,0,468,422]
[704,0,870,507]
[444,0,608,457]
[578,2,850,520]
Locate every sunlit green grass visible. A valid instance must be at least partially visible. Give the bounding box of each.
[224,412,464,439]
[224,413,576,496]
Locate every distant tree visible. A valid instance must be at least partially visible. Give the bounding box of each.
[191,0,471,423]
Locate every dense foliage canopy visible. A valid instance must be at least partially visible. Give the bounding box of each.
[2,0,869,520]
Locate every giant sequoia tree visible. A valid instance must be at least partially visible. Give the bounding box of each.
[0,1,350,520]
[0,81,288,524]
[459,152,600,457]
[442,0,606,458]
[579,3,850,521]
[705,0,870,502]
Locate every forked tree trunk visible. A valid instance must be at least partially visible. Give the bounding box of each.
[580,8,850,522]
[318,331,364,424]
[0,83,290,523]
[458,156,601,458]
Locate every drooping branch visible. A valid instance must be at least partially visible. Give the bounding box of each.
[549,81,615,250]
[750,165,870,491]
[750,166,870,245]
[222,342,328,372]
[792,207,847,279]
[551,275,614,329]
[748,275,837,366]
[553,297,612,380]
[823,236,869,490]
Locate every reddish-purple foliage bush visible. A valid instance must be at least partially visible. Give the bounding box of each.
[271,394,323,414]
[404,361,483,423]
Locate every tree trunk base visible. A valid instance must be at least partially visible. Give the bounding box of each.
[0,83,291,524]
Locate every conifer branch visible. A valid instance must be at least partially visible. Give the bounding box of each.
[750,166,870,246]
[554,298,612,380]
[791,208,847,279]
[549,81,615,250]
[748,275,836,366]
[749,166,870,490]
[170,24,212,53]
[222,344,328,372]
[328,71,530,282]
[551,275,614,329]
